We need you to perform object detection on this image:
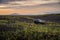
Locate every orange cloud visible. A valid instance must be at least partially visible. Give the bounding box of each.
[0,6,60,15]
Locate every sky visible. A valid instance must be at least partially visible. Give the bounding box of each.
[0,0,60,15]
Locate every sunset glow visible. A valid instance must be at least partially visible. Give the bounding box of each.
[0,0,60,15]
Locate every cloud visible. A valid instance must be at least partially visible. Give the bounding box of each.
[0,0,59,3]
[0,0,26,4]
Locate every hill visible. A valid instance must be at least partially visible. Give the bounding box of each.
[0,14,60,40]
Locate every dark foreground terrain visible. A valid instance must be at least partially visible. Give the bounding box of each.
[0,14,60,40]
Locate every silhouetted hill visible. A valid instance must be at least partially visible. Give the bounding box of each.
[0,14,60,23]
[29,14,60,23]
[10,13,19,15]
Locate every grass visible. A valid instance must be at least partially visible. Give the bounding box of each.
[0,14,60,40]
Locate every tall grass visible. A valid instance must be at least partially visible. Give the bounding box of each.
[0,15,60,40]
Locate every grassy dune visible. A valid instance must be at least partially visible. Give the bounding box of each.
[0,14,60,40]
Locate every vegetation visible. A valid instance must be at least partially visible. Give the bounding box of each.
[0,14,60,40]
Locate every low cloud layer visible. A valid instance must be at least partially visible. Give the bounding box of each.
[0,0,60,4]
[0,0,27,3]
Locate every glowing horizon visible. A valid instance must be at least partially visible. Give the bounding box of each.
[0,0,60,15]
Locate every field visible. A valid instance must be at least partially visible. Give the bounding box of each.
[0,14,60,40]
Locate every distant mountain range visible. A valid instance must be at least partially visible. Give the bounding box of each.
[10,11,60,15]
[10,13,19,15]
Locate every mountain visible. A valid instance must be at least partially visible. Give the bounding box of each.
[10,13,19,15]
